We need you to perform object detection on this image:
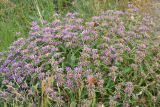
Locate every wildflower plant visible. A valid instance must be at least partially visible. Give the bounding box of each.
[0,4,159,107]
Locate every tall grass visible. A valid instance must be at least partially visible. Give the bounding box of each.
[72,0,152,18]
[0,0,54,51]
[72,0,119,18]
[0,0,152,51]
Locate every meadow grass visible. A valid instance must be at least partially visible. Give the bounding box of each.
[0,0,158,107]
[0,6,158,106]
[0,0,54,51]
[0,0,152,51]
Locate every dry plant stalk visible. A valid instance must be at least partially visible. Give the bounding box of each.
[132,0,152,12]
[95,0,152,12]
[41,76,54,107]
[41,76,54,96]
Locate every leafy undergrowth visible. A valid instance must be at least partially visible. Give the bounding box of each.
[0,4,160,107]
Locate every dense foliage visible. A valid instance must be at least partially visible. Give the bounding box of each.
[0,4,159,107]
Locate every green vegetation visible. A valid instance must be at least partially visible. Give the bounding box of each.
[0,0,54,51]
[0,0,123,51]
[0,1,159,106]
[0,0,152,51]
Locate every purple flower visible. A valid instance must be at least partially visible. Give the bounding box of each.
[16,77,23,84]
[21,83,28,89]
[66,67,71,72]
[2,67,10,72]
[124,82,134,96]
[32,21,38,26]
[0,92,7,99]
[66,80,73,88]
[42,20,47,25]
[38,73,45,80]
[2,80,9,85]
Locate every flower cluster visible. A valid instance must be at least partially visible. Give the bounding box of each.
[0,4,159,107]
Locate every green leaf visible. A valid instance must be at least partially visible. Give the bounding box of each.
[123,67,132,74]
[70,54,76,67]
